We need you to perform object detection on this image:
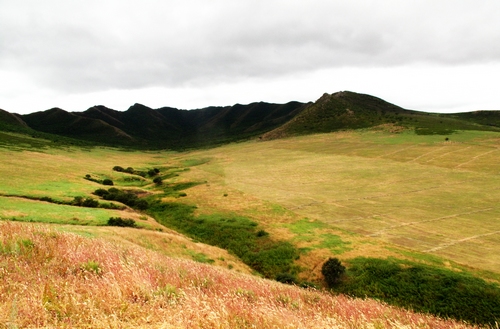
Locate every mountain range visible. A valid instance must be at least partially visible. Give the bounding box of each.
[1,91,499,148]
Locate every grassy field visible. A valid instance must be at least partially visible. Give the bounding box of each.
[178,129,500,280]
[1,128,500,325]
[2,129,499,279]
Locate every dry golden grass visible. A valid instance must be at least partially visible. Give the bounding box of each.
[176,130,500,278]
[0,222,477,328]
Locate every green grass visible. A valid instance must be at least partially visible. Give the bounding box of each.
[0,197,115,225]
[146,201,299,279]
[338,257,500,326]
[286,219,352,254]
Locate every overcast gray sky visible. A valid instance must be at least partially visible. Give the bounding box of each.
[1,0,499,114]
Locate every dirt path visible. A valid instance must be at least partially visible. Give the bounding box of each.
[455,148,498,168]
[425,230,500,252]
[368,207,494,237]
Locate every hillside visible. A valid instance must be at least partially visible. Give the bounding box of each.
[13,101,309,148]
[1,91,500,149]
[262,91,499,139]
[0,222,477,328]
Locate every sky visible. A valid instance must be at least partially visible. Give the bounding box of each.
[1,0,499,115]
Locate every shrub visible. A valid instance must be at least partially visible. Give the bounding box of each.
[112,166,124,172]
[107,217,137,228]
[153,177,163,185]
[147,203,299,279]
[321,257,345,288]
[82,197,99,208]
[93,188,109,197]
[337,257,500,326]
[93,188,148,210]
[102,179,114,186]
[71,196,99,208]
[276,272,298,285]
[256,230,269,237]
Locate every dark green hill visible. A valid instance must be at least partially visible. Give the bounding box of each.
[262,91,500,139]
[0,109,30,132]
[12,101,308,148]
[22,108,135,144]
[1,91,499,149]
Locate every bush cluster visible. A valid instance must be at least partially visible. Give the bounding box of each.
[71,196,99,208]
[84,174,114,186]
[94,188,148,210]
[107,217,137,228]
[113,166,160,178]
[337,257,500,326]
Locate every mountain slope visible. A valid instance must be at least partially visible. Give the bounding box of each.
[0,109,30,132]
[1,91,499,148]
[18,101,309,148]
[262,91,500,140]
[22,108,135,144]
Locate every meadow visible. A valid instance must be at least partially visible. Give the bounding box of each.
[181,129,500,278]
[1,128,500,326]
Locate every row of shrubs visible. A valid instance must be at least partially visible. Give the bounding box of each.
[113,166,160,178]
[93,188,149,210]
[107,217,137,228]
[84,174,114,186]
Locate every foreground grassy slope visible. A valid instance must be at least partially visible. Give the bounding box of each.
[0,222,477,328]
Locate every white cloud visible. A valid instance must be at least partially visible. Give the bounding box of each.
[1,0,499,114]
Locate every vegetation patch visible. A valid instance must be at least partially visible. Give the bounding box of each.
[286,219,351,254]
[93,188,149,210]
[337,257,500,326]
[147,201,299,279]
[181,158,211,167]
[107,217,137,228]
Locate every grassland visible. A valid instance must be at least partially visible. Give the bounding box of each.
[4,129,496,278]
[1,128,500,326]
[179,129,500,280]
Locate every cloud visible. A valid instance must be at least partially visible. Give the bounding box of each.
[1,0,499,113]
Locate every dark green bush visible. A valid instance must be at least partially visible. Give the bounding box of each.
[93,188,149,210]
[256,230,269,237]
[107,217,137,228]
[72,196,99,208]
[113,166,125,172]
[102,178,114,186]
[321,257,345,288]
[338,257,500,326]
[148,169,159,177]
[153,177,163,185]
[276,272,298,285]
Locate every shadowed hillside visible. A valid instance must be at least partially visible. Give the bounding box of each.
[1,91,499,148]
